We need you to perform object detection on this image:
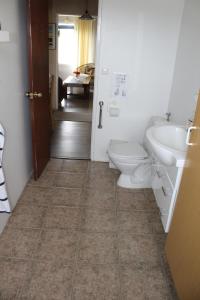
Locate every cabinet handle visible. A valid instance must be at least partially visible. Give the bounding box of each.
[162,186,167,197]
[156,170,162,178]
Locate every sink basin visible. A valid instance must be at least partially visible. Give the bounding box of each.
[145,125,187,167]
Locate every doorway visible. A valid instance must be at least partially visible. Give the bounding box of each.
[50,13,97,159]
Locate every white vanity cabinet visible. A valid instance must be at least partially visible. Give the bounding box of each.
[152,162,184,232]
[143,116,187,232]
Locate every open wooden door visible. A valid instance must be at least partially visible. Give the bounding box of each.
[165,92,200,299]
[26,0,51,179]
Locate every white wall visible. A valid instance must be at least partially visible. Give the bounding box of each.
[0,0,32,233]
[168,0,200,125]
[91,0,185,161]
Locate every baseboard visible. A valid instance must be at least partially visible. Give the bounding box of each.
[0,214,10,234]
[0,169,33,235]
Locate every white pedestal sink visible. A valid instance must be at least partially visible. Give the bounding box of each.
[145,124,187,167]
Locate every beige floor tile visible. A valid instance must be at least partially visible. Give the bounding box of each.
[78,232,117,264]
[82,187,115,209]
[55,173,85,188]
[43,206,82,229]
[8,205,46,229]
[88,162,119,177]
[0,258,31,300]
[18,186,50,206]
[116,186,146,194]
[73,263,120,300]
[118,233,165,266]
[34,229,78,264]
[28,172,56,187]
[49,187,82,207]
[118,210,163,234]
[45,159,63,172]
[0,228,40,259]
[82,208,116,232]
[120,264,173,300]
[161,255,179,300]
[21,261,73,300]
[85,174,115,191]
[62,160,88,173]
[0,161,178,299]
[144,188,156,201]
[117,190,157,211]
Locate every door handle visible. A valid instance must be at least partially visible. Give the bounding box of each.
[186,126,199,146]
[26,92,43,99]
[33,92,43,98]
[98,101,104,129]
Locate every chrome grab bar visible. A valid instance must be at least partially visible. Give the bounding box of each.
[98,101,104,129]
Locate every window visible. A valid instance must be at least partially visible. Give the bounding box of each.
[58,24,78,67]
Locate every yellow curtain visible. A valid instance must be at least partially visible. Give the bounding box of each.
[77,19,97,66]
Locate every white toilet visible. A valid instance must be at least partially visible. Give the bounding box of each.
[108,116,167,189]
[108,140,151,188]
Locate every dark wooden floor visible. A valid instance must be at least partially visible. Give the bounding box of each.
[54,95,93,123]
[51,121,91,159]
[51,94,93,159]
[59,94,93,114]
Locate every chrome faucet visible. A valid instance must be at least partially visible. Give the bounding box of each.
[165,112,171,122]
[186,119,193,128]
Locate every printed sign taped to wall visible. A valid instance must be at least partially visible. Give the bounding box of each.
[112,72,127,100]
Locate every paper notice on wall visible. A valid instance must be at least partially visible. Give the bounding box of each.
[112,73,127,100]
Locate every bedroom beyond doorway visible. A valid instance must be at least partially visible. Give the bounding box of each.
[50,13,97,159]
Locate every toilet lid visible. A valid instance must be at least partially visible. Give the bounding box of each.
[109,141,148,159]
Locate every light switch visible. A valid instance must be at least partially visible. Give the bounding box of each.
[101,68,110,75]
[0,31,10,42]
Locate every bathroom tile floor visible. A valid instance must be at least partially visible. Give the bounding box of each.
[0,160,178,300]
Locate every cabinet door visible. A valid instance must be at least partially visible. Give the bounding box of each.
[152,166,173,213]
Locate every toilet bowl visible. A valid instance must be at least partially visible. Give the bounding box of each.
[108,140,152,189]
[107,116,168,189]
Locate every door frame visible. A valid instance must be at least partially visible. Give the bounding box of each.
[91,0,103,161]
[52,0,103,160]
[49,14,59,111]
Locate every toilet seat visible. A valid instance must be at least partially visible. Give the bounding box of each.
[108,140,148,161]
